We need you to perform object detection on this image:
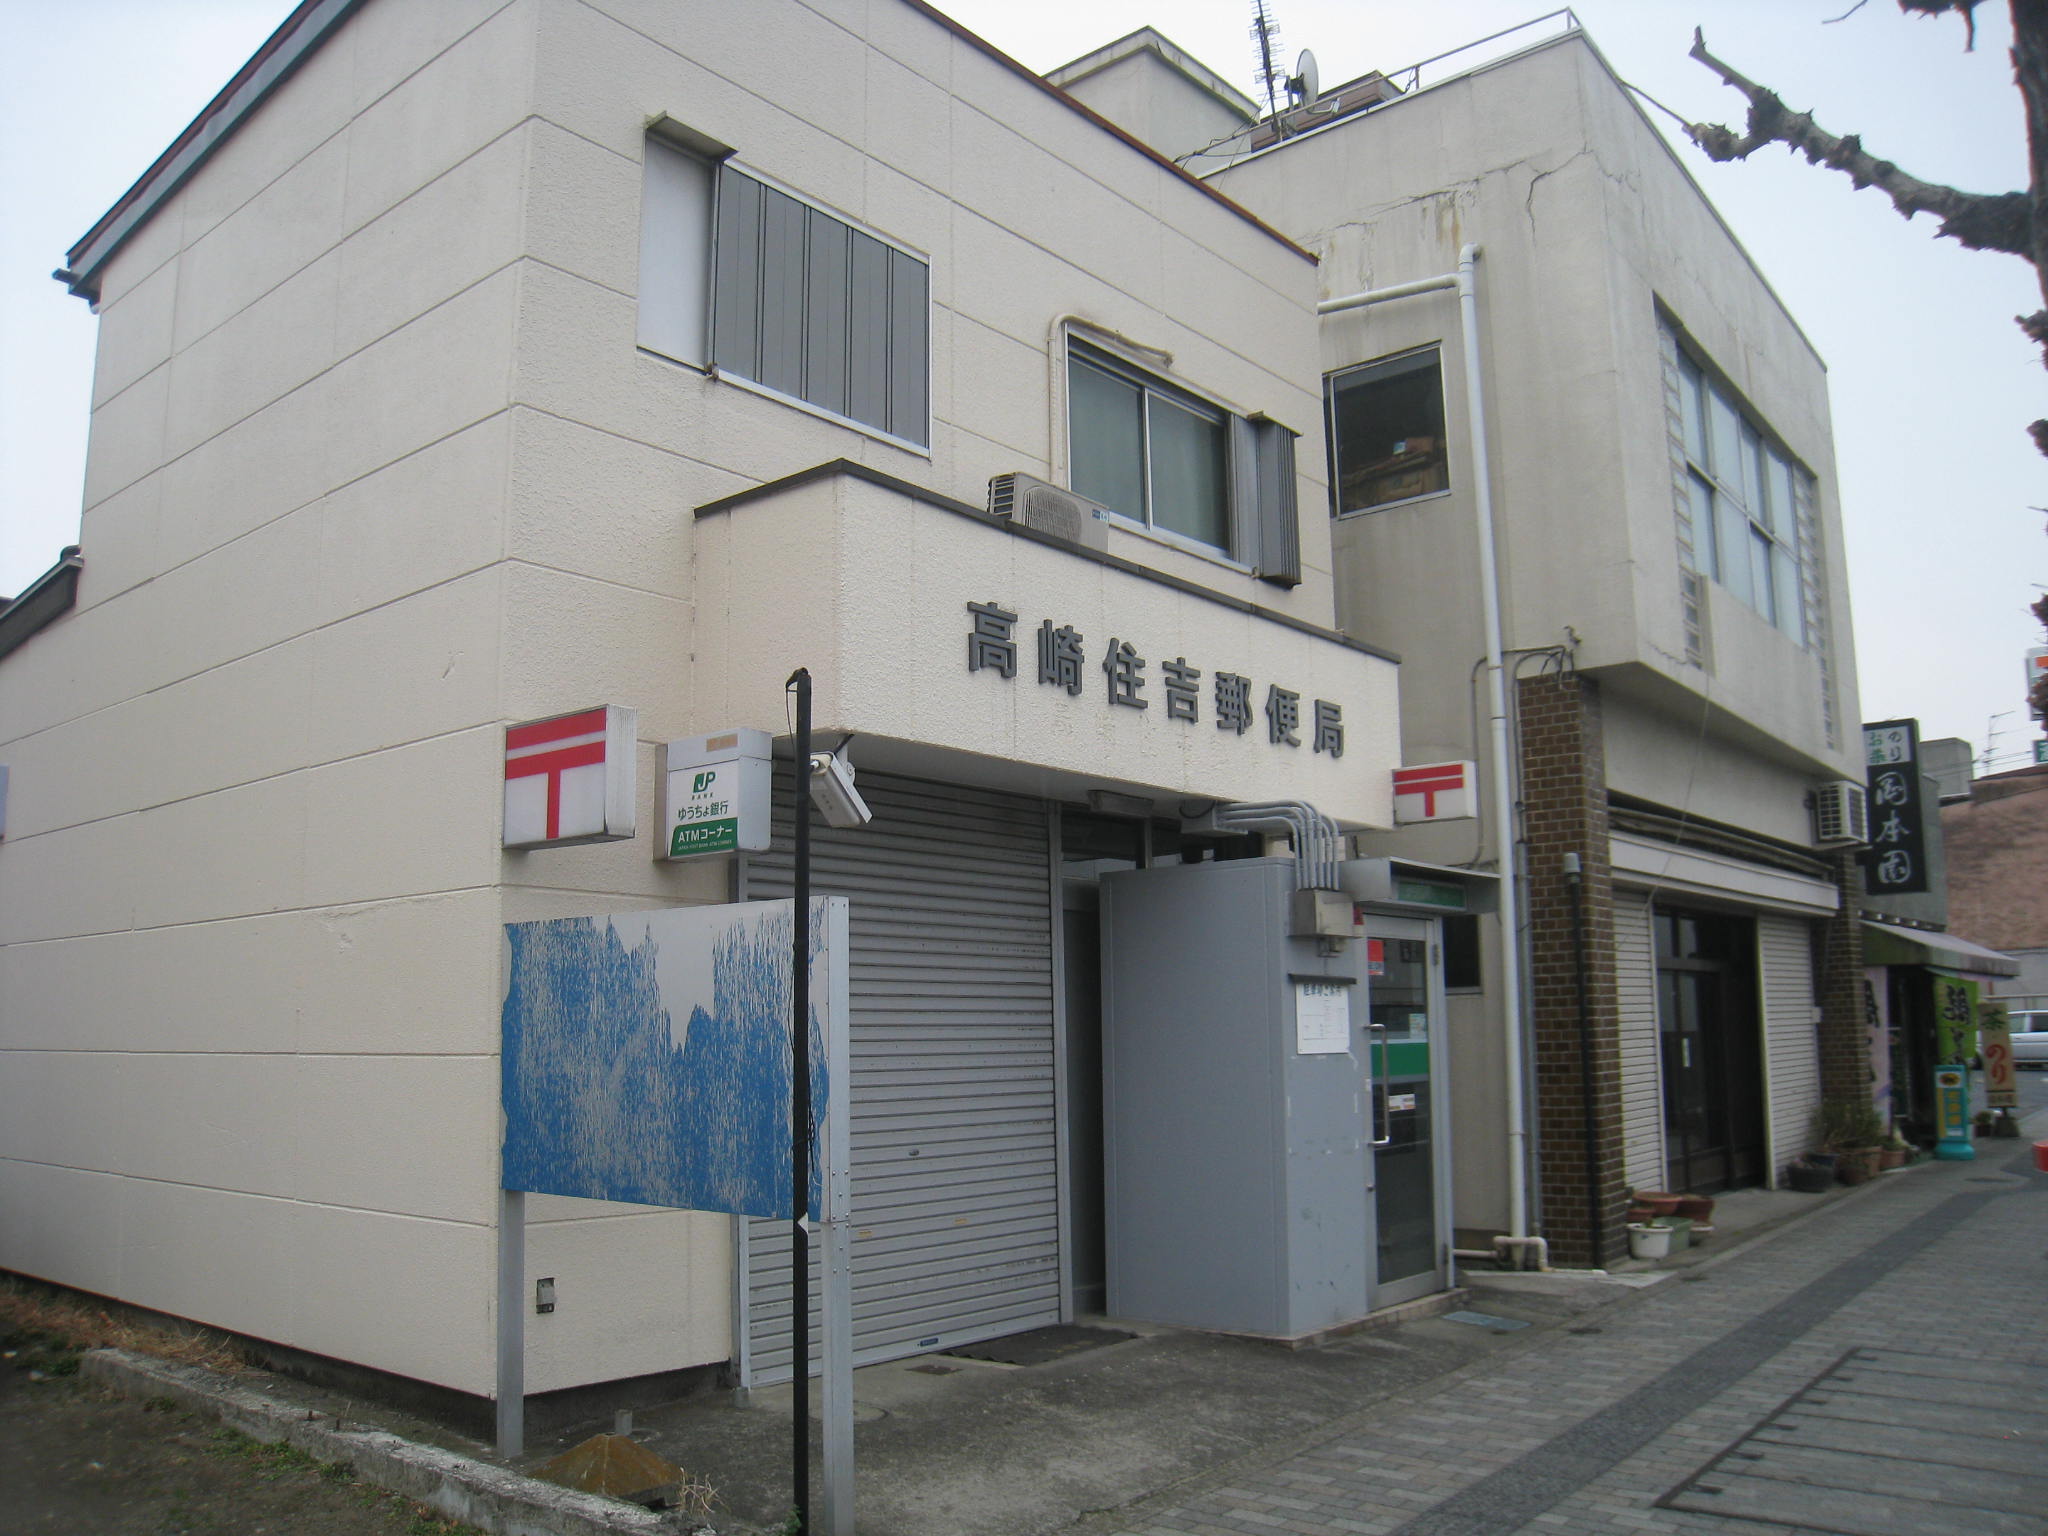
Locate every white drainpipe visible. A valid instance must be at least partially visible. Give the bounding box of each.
[1318,245,1532,1247]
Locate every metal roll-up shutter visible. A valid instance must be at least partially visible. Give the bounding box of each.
[1614,893,1663,1191]
[739,769,1059,1383]
[1758,914,1821,1179]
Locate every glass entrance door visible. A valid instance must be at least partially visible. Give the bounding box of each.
[1364,917,1446,1307]
[1655,909,1766,1193]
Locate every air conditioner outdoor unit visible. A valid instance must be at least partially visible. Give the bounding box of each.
[1812,780,1869,847]
[988,472,1110,553]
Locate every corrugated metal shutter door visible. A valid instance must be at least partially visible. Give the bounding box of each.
[1614,893,1663,1191]
[740,770,1059,1382]
[1759,915,1821,1180]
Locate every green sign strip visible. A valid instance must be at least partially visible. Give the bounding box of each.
[670,821,738,856]
[1382,1040,1430,1077]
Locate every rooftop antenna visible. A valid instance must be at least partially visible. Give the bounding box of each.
[1250,0,1285,122]
[1982,710,2013,773]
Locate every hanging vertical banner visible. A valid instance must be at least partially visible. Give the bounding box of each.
[1980,1002,2018,1110]
[1932,973,1978,1065]
[1860,719,1928,894]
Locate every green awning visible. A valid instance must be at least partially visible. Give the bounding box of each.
[1861,919,2020,978]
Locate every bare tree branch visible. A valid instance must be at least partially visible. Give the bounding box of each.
[1898,0,1984,51]
[1684,28,2031,258]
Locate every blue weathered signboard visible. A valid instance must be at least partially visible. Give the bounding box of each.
[500,898,846,1219]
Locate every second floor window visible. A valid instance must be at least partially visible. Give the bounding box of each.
[1069,341,1230,550]
[639,135,930,449]
[1065,337,1301,585]
[1675,351,1804,641]
[1326,348,1449,514]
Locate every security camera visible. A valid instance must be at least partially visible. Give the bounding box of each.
[808,750,873,829]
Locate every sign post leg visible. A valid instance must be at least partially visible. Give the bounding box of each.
[496,1188,526,1457]
[789,668,813,1535]
[822,1217,853,1536]
[821,893,854,1536]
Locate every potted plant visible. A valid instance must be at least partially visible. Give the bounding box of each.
[1816,1098,1886,1184]
[1786,1157,1835,1193]
[1877,1133,1911,1171]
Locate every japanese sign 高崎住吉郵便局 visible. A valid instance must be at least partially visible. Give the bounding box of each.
[964,599,1345,757]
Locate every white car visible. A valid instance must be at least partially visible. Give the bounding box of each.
[2010,1011,2048,1067]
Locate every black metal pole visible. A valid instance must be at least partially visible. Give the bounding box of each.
[1563,852,1603,1264]
[788,667,812,1536]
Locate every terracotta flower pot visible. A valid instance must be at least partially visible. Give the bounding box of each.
[1674,1195,1715,1222]
[1836,1148,1880,1185]
[1634,1192,1682,1216]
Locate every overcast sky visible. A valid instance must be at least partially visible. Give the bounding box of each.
[3,0,2040,768]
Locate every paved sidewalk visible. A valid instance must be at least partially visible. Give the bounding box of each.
[1094,1136,2048,1536]
[25,1105,2045,1536]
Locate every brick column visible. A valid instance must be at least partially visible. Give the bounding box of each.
[1516,673,1629,1268]
[1816,852,1870,1103]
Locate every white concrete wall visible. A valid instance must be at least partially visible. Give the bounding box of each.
[1602,692,1827,850]
[2,0,1355,1398]
[1210,32,1864,1235]
[497,0,1346,1386]
[1052,45,1254,164]
[1211,35,1862,800]
[691,475,1398,826]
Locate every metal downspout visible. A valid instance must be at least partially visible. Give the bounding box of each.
[1317,245,1531,1244]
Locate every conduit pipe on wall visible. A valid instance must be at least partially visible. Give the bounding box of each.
[1203,800,1341,889]
[1318,244,1532,1246]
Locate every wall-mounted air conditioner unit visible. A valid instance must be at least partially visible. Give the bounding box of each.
[1812,780,1868,847]
[988,472,1110,553]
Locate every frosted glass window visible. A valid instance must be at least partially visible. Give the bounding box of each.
[638,139,713,366]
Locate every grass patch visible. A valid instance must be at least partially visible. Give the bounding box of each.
[0,1276,241,1373]
[201,1427,481,1532]
[205,1426,330,1481]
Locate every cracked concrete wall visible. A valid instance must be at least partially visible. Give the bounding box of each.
[1211,31,1865,1234]
[1211,33,1861,796]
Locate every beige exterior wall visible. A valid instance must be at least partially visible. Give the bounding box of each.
[1,0,538,1395]
[0,0,1360,1396]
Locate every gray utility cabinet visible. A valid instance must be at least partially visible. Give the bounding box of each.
[1100,858,1372,1339]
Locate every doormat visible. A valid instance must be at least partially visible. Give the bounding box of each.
[940,1325,1136,1367]
[1441,1310,1530,1333]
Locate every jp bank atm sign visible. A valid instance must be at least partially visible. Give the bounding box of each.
[661,728,772,858]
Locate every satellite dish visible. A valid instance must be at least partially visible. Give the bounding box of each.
[1289,49,1320,110]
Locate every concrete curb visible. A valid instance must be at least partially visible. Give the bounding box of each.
[81,1349,694,1536]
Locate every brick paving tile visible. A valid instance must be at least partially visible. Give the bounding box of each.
[1101,1147,2048,1536]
